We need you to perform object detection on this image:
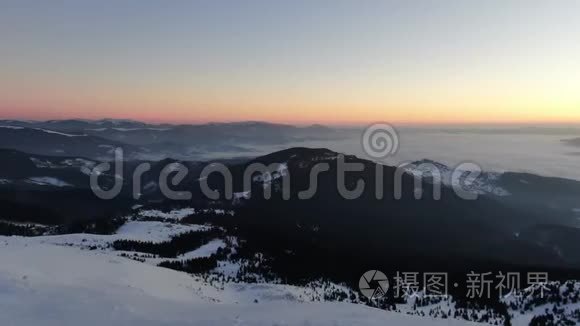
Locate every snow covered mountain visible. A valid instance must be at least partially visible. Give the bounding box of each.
[403,159,511,197]
[0,212,475,326]
[2,207,579,325]
[2,146,580,325]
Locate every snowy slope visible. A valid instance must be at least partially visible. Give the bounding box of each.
[0,238,473,326]
[115,221,209,243]
[17,221,208,251]
[4,207,580,325]
[403,159,510,196]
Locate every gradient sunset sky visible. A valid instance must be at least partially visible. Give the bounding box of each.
[1,1,579,125]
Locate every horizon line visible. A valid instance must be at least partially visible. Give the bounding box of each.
[2,116,580,128]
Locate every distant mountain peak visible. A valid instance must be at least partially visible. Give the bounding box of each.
[252,147,339,163]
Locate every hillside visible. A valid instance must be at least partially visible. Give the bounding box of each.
[0,235,471,326]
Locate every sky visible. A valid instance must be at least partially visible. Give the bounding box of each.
[0,0,579,125]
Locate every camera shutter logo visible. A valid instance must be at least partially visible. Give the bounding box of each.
[359,270,389,299]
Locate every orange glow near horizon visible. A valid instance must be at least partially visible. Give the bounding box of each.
[2,2,579,127]
[1,102,579,126]
[2,59,579,126]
